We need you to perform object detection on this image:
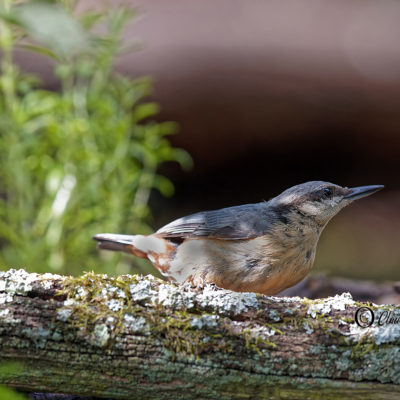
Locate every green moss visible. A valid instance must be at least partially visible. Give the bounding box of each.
[242,328,278,356]
[338,316,353,324]
[350,333,376,359]
[0,361,25,379]
[58,272,395,378]
[60,272,280,359]
[61,272,136,346]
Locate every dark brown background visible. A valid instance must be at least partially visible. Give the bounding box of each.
[18,0,400,281]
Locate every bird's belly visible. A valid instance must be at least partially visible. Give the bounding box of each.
[252,242,316,295]
[167,237,270,283]
[166,236,315,295]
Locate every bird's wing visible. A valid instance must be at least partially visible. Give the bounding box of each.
[156,203,273,240]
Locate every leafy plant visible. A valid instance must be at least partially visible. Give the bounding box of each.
[0,1,191,275]
[0,362,27,399]
[0,386,26,400]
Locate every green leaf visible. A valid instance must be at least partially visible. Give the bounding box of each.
[80,10,106,29]
[16,43,59,60]
[0,0,192,277]
[0,362,26,400]
[0,386,27,400]
[132,102,160,122]
[154,175,175,197]
[158,121,179,136]
[13,3,89,58]
[171,148,194,171]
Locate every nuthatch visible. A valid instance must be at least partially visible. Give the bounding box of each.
[93,181,383,295]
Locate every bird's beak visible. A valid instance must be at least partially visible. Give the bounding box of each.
[343,185,384,201]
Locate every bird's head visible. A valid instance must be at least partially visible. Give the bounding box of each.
[272,181,384,226]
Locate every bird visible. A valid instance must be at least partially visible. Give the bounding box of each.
[93,181,383,295]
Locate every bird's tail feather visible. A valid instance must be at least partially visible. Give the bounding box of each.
[93,233,147,258]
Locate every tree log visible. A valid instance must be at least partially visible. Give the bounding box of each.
[0,268,400,399]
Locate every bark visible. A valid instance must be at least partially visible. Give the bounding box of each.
[0,268,400,400]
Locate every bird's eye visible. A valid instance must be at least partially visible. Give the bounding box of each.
[322,187,333,198]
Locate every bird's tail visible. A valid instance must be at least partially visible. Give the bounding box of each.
[93,233,133,252]
[93,233,167,259]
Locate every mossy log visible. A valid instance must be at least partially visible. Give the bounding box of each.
[0,269,400,400]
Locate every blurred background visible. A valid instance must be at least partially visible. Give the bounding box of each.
[1,0,400,290]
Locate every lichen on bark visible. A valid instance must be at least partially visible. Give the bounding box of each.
[0,268,400,399]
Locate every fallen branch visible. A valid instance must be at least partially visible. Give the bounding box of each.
[0,268,399,399]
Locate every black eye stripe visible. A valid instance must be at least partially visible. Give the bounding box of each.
[322,187,333,197]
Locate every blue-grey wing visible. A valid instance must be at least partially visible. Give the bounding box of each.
[156,203,274,240]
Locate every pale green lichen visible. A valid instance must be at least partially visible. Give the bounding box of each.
[0,293,14,305]
[56,298,75,321]
[0,268,63,296]
[106,298,123,312]
[57,272,277,358]
[196,285,259,315]
[349,321,400,345]
[4,269,400,387]
[92,323,110,347]
[306,293,355,318]
[123,314,148,333]
[0,309,9,318]
[157,283,196,309]
[0,306,20,327]
[190,314,219,330]
[130,279,155,302]
[269,309,280,322]
[302,321,314,334]
[21,327,52,348]
[249,324,276,338]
